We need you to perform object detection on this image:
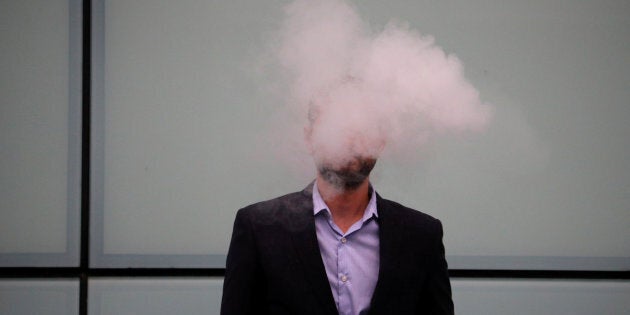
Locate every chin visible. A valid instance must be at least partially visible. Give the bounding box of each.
[317,157,377,190]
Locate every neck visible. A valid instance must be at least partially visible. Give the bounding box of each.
[316,175,371,232]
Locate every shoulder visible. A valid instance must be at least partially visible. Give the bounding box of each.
[238,190,308,215]
[377,196,444,236]
[234,189,313,230]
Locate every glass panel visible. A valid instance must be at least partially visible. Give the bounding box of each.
[0,280,79,315]
[369,0,630,270]
[0,0,80,266]
[89,278,223,315]
[452,279,630,315]
[89,278,630,315]
[91,0,302,267]
[92,0,630,269]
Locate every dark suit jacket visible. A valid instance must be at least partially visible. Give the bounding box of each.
[221,184,454,315]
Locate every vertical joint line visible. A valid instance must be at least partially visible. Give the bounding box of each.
[80,0,92,314]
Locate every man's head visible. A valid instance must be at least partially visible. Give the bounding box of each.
[304,101,383,191]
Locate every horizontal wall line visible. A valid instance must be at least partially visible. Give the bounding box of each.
[1,267,628,279]
[448,269,630,279]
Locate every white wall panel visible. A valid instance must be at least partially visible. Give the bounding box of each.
[88,278,630,315]
[91,0,301,267]
[0,0,81,266]
[89,278,223,315]
[452,279,630,315]
[92,0,630,269]
[0,280,79,315]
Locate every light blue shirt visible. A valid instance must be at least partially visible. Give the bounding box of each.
[313,181,380,315]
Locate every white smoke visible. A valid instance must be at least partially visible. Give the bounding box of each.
[266,0,491,170]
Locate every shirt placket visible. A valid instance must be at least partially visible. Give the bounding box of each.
[337,233,351,315]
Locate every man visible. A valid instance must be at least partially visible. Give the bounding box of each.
[221,107,454,314]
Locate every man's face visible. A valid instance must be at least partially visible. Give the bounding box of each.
[306,101,384,190]
[317,155,377,190]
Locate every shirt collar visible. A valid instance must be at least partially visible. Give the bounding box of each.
[312,180,379,221]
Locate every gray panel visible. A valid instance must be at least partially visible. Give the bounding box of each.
[89,278,223,315]
[0,0,81,266]
[452,279,630,315]
[91,0,630,269]
[90,278,630,315]
[0,280,79,315]
[447,255,630,271]
[90,0,300,268]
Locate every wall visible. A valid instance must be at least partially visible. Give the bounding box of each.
[1,0,628,314]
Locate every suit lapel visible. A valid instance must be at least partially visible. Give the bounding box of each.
[370,194,404,311]
[290,184,338,315]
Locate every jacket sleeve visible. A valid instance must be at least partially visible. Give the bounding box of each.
[221,209,266,315]
[421,220,455,315]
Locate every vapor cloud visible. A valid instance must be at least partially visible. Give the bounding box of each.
[268,0,491,169]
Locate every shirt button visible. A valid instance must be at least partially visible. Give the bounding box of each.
[340,237,347,244]
[341,275,348,282]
